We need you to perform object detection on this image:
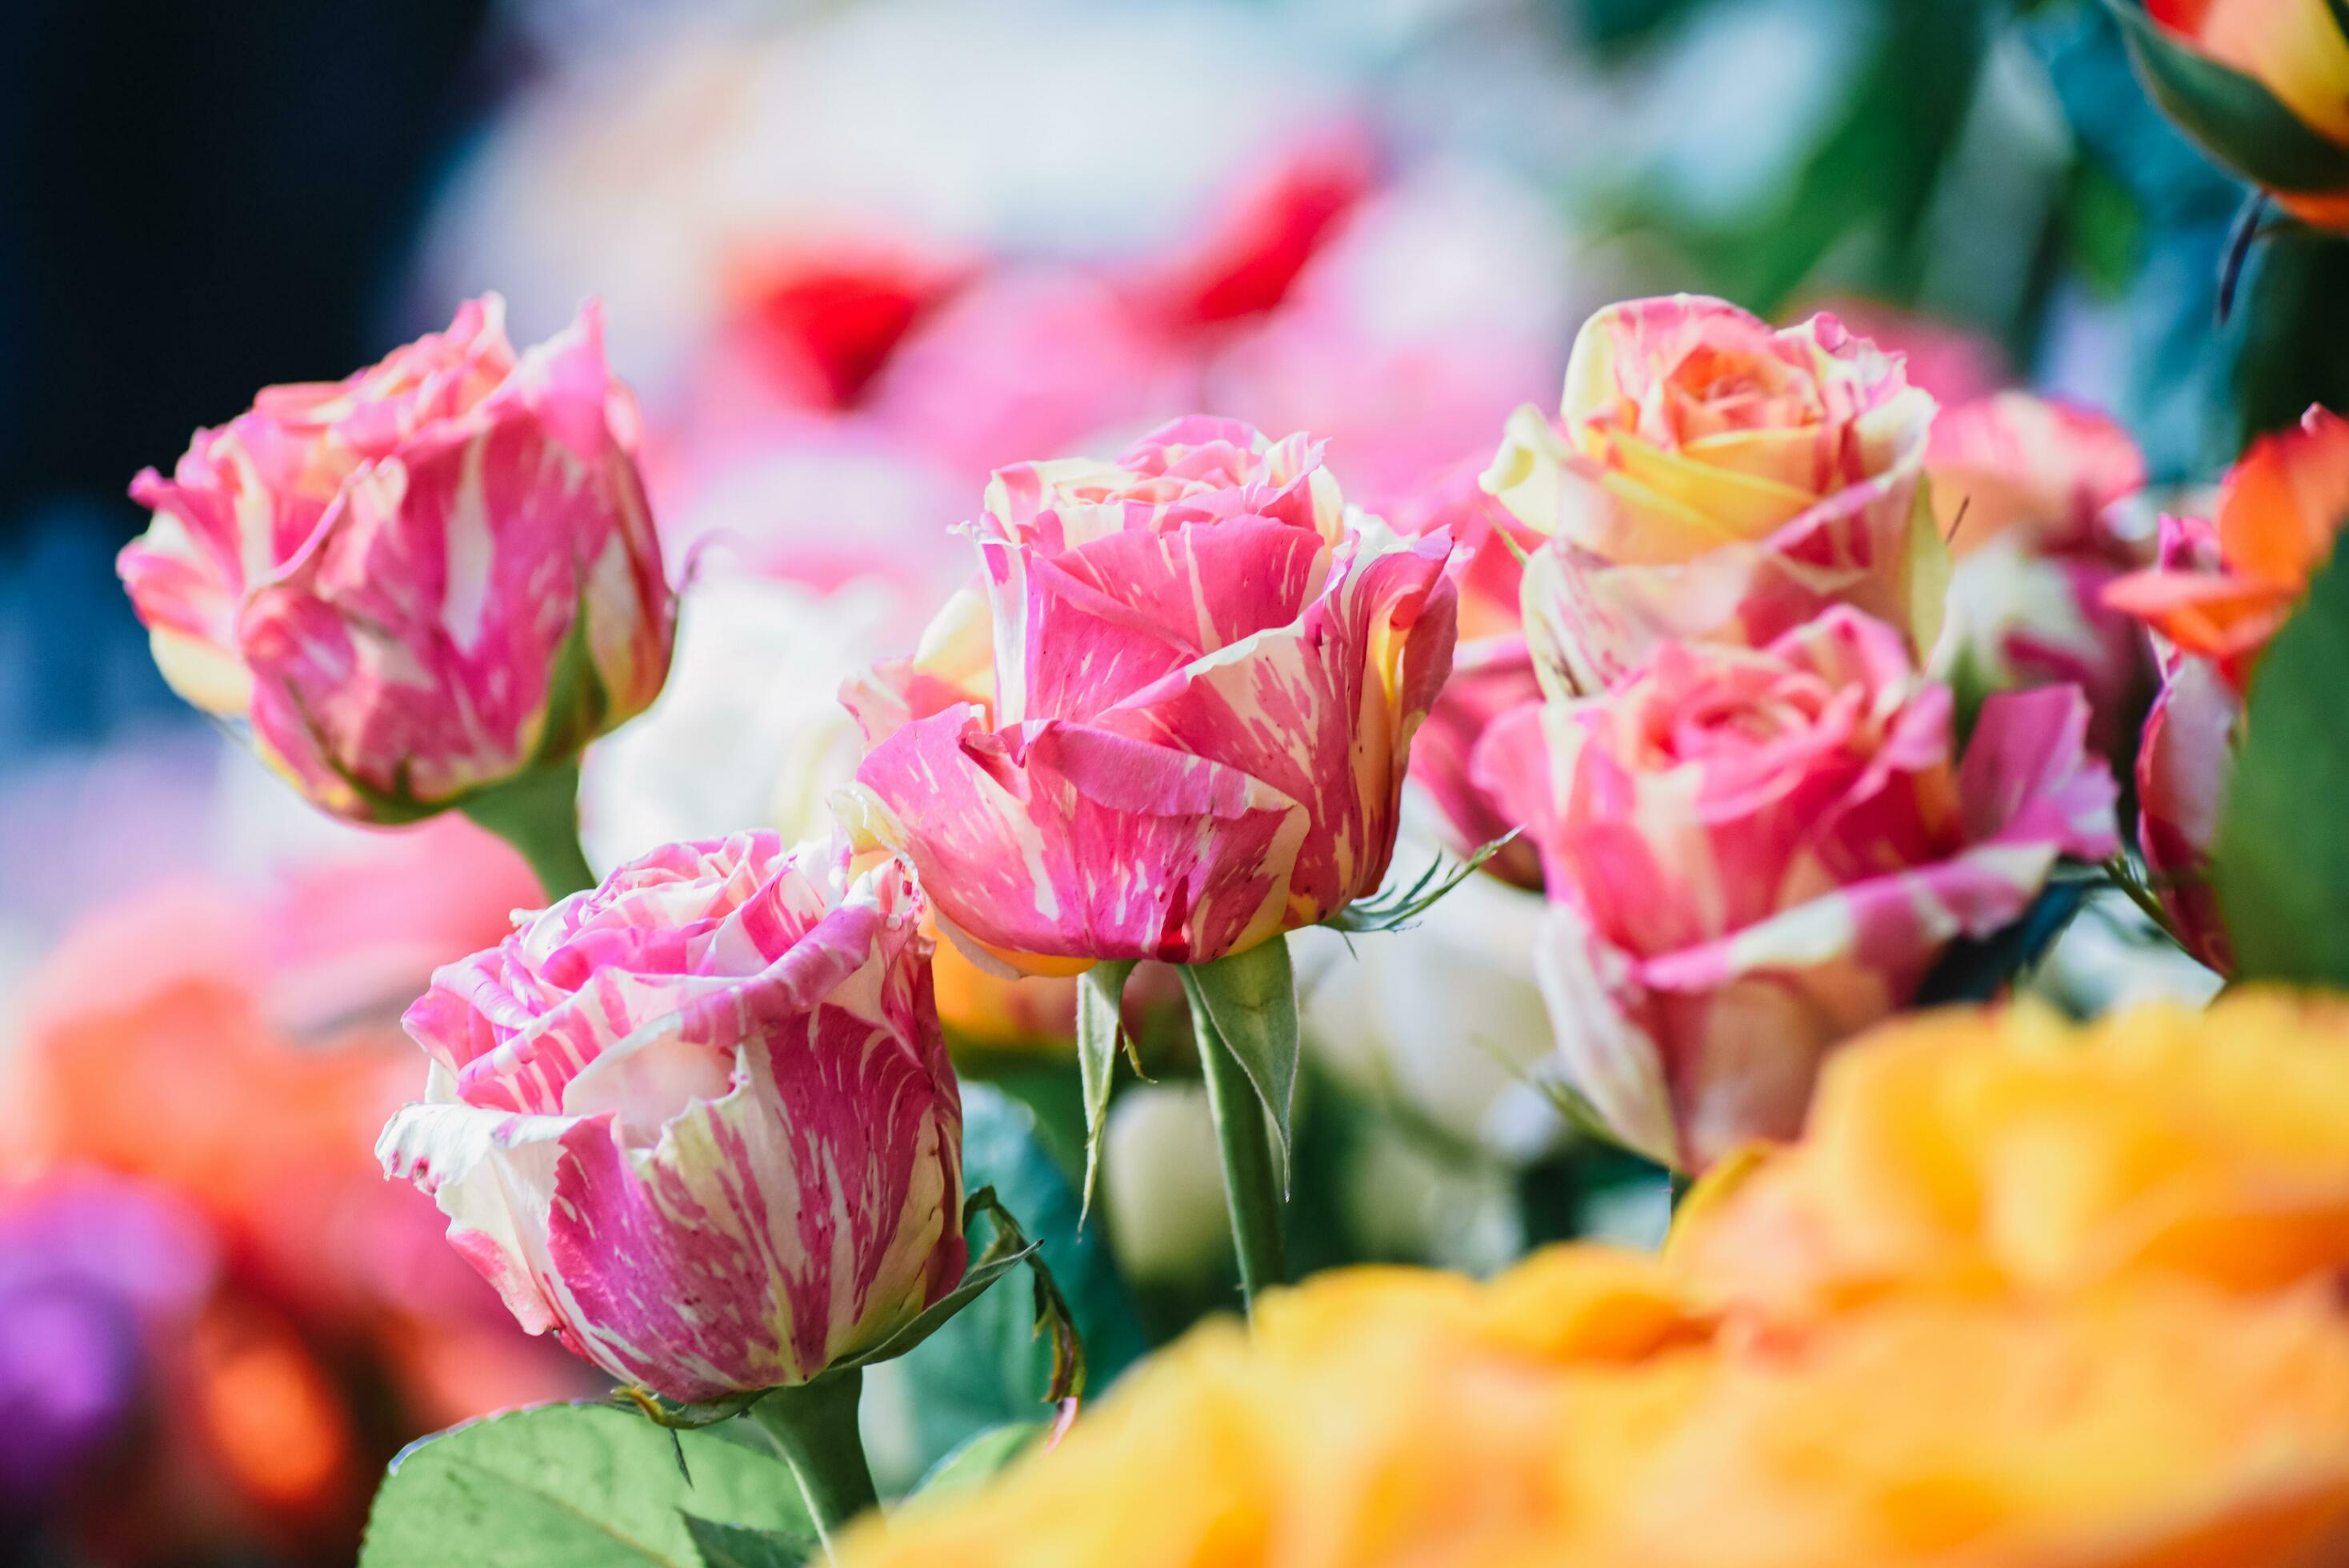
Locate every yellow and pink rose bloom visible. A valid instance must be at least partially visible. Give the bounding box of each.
[1483,295,1945,696]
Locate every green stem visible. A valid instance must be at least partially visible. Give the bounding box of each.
[750,1370,879,1560]
[459,760,597,901]
[2103,854,2189,954]
[1189,991,1289,1311]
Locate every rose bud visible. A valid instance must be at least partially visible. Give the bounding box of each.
[842,416,1457,974]
[119,296,673,824]
[377,832,966,1402]
[1483,295,1943,694]
[1472,607,2118,1171]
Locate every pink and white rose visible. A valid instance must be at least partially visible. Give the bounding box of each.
[2121,514,2245,973]
[1927,391,2147,557]
[378,832,965,1402]
[1471,608,2118,1171]
[1390,466,1547,890]
[1926,392,2152,761]
[2137,636,2239,974]
[844,416,1457,974]
[119,296,673,822]
[1483,295,1944,694]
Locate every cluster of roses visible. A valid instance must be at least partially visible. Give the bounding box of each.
[110,268,2349,1555]
[113,296,1461,1409]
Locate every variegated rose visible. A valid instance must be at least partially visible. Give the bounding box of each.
[1472,608,2118,1170]
[1391,466,1547,890]
[1927,392,2151,762]
[118,296,672,822]
[377,832,965,1402]
[844,416,1457,973]
[1483,295,1944,695]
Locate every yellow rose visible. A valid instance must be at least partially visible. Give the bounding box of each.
[844,1262,2349,1566]
[846,994,2349,1567]
[1671,993,2349,1318]
[1483,294,1944,694]
[1551,1286,2349,1568]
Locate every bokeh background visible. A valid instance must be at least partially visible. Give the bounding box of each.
[0,0,2333,1560]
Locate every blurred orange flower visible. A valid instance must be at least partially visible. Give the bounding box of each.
[846,1254,2349,1567]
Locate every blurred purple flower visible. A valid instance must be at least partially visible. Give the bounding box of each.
[0,1174,214,1511]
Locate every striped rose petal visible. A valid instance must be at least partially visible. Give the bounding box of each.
[378,832,965,1403]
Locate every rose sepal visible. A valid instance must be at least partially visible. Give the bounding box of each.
[614,1187,1082,1558]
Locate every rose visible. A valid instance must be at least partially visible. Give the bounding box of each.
[1815,299,2010,406]
[2105,406,2349,694]
[1937,538,2150,762]
[843,416,1457,972]
[1927,391,2147,558]
[709,227,972,411]
[1482,295,1944,695]
[2113,0,2349,232]
[1926,392,2151,761]
[838,1247,1700,1568]
[1471,608,2117,1171]
[2103,406,2349,970]
[1387,466,1549,890]
[1674,993,2349,1320]
[376,832,965,1402]
[1129,122,1375,329]
[842,1241,2349,1568]
[118,296,673,822]
[2135,641,2239,971]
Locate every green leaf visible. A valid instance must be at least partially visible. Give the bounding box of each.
[859,1087,1142,1493]
[2215,536,2349,983]
[910,1422,1046,1505]
[2105,0,2349,195]
[1178,939,1299,1189]
[1607,0,1993,315]
[678,1515,814,1568]
[1074,959,1137,1219]
[360,1403,810,1568]
[826,1228,1036,1375]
